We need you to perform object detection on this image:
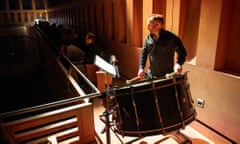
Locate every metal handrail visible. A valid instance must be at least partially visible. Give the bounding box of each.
[34,25,101,96]
[0,24,101,119]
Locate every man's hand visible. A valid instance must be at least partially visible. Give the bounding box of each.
[138,69,145,79]
[174,63,182,74]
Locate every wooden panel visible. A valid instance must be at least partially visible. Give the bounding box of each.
[86,64,98,83]
[2,102,96,144]
[96,70,113,92]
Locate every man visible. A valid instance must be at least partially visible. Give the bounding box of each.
[82,32,105,64]
[138,14,187,79]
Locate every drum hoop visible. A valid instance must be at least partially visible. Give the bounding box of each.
[116,111,196,135]
[114,79,186,97]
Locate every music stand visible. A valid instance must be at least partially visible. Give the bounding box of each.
[94,55,117,144]
[94,55,117,77]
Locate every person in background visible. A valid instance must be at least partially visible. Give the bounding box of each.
[81,32,105,64]
[77,32,107,85]
[138,14,187,79]
[59,28,85,70]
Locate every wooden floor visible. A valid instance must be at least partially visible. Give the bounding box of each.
[93,98,232,144]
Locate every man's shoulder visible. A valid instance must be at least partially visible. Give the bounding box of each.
[66,44,85,55]
[161,29,178,38]
[144,34,154,44]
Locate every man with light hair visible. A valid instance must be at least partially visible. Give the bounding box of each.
[138,14,187,79]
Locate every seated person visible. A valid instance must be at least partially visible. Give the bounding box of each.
[75,32,106,83]
[81,32,105,64]
[64,44,85,63]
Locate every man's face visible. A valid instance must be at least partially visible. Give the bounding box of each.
[153,20,162,31]
[85,37,93,45]
[147,20,154,33]
[147,19,162,34]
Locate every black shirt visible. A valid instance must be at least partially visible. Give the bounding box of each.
[139,29,187,77]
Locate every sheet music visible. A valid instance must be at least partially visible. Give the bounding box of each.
[94,55,116,77]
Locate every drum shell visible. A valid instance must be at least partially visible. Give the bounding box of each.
[113,73,196,136]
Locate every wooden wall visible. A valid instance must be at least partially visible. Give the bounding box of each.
[0,0,47,25]
[3,0,239,143]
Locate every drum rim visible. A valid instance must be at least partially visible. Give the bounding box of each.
[113,72,187,91]
[114,79,186,96]
[115,111,197,136]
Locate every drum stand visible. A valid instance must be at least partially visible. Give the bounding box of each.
[98,88,109,144]
[100,91,143,144]
[99,71,115,144]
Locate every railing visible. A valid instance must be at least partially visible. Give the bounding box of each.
[0,24,102,144]
[0,24,101,117]
[34,22,101,97]
[0,10,46,26]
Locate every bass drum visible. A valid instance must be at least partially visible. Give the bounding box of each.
[112,72,196,136]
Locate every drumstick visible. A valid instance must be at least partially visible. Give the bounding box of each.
[127,72,177,84]
[126,76,141,84]
[165,72,177,78]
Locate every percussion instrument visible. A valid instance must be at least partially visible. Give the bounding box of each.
[111,72,196,136]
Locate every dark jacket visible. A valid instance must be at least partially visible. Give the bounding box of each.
[82,43,104,64]
[139,29,187,78]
